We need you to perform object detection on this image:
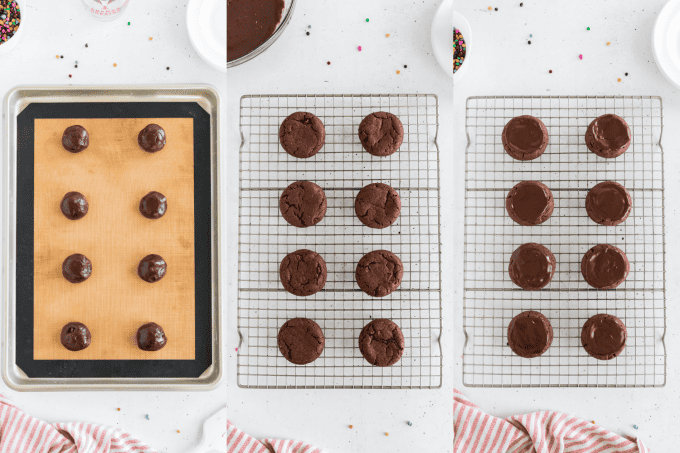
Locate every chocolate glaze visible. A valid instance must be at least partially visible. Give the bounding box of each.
[60,322,91,351]
[508,243,555,290]
[62,254,92,283]
[585,114,631,158]
[138,124,166,153]
[581,314,627,360]
[506,181,553,226]
[60,191,89,220]
[581,244,629,289]
[586,181,631,226]
[62,125,89,153]
[502,116,549,161]
[507,311,553,358]
[228,0,285,62]
[139,191,167,219]
[137,254,167,283]
[136,322,167,351]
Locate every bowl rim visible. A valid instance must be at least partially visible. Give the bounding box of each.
[453,10,471,85]
[652,0,680,90]
[431,0,454,80]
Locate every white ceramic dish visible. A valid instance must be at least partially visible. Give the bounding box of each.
[653,0,680,89]
[453,10,471,85]
[187,0,226,73]
[431,0,453,79]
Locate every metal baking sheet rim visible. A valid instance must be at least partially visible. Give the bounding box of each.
[2,85,222,391]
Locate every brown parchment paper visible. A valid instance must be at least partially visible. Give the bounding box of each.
[33,118,195,360]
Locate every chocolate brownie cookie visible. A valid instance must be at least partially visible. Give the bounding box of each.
[585,181,631,226]
[277,318,325,365]
[355,183,401,229]
[280,181,327,228]
[280,249,327,296]
[358,112,404,157]
[358,319,405,367]
[279,112,325,158]
[508,243,555,290]
[505,181,554,226]
[581,314,627,360]
[356,250,404,297]
[581,244,629,289]
[507,311,553,358]
[585,114,631,159]
[502,115,549,161]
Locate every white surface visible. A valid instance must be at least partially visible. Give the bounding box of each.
[453,1,679,450]
[432,0,453,79]
[226,1,453,452]
[187,407,227,453]
[0,1,226,452]
[187,0,227,72]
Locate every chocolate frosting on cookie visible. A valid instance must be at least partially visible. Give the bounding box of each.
[277,318,325,365]
[358,112,404,157]
[279,112,325,158]
[501,116,549,161]
[355,183,401,229]
[505,181,553,226]
[508,243,555,290]
[359,318,405,367]
[586,181,631,226]
[227,0,285,61]
[60,322,91,351]
[137,254,167,283]
[356,250,404,297]
[60,191,89,220]
[585,114,631,158]
[136,322,167,351]
[507,311,553,358]
[138,124,166,153]
[581,244,629,289]
[279,181,327,227]
[62,254,92,283]
[139,191,167,219]
[62,125,89,153]
[280,249,327,296]
[581,314,626,360]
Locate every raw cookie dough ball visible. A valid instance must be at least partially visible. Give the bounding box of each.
[137,254,167,283]
[62,253,92,283]
[62,125,89,153]
[60,322,91,351]
[138,124,166,153]
[136,322,168,351]
[139,191,167,219]
[60,191,89,220]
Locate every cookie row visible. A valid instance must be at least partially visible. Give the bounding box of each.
[61,253,167,283]
[280,249,403,297]
[61,191,168,220]
[62,124,167,154]
[507,311,626,361]
[279,111,404,158]
[60,321,167,352]
[277,318,405,367]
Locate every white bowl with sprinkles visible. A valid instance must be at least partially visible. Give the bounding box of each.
[453,10,471,84]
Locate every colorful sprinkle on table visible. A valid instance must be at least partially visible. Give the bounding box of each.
[549,70,552,73]
[579,54,583,59]
[145,414,149,420]
[587,27,590,30]
[166,66,170,70]
[127,21,130,25]
[407,421,413,426]
[386,33,390,37]
[149,37,153,41]
[520,2,523,6]
[454,28,466,74]
[117,408,121,411]
[327,61,330,65]
[55,55,59,59]
[385,432,389,436]
[358,46,362,51]
[365,18,369,22]
[528,41,531,45]
[625,72,629,76]
[306,31,309,35]
[308,25,311,28]
[85,43,88,47]
[634,425,638,429]
[529,34,533,37]
[68,74,72,78]
[349,425,353,429]
[618,78,621,82]
[607,42,611,45]
[495,7,498,11]
[404,65,407,68]
[177,430,180,433]
[113,63,117,67]
[488,6,492,10]
[396,70,400,74]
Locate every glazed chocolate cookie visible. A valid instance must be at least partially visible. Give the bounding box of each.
[138,124,166,153]
[581,314,627,360]
[358,319,405,367]
[227,0,285,61]
[581,244,629,289]
[355,183,401,229]
[137,254,167,283]
[507,311,553,358]
[279,181,327,228]
[356,250,404,297]
[280,249,327,296]
[60,191,89,220]
[501,115,549,161]
[279,112,325,158]
[60,322,91,351]
[585,181,631,226]
[136,322,168,351]
[585,114,631,159]
[505,181,554,226]
[62,125,89,153]
[358,112,404,157]
[139,191,167,219]
[277,318,325,365]
[62,254,92,283]
[508,243,555,290]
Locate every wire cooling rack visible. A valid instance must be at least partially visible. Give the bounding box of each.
[463,96,666,388]
[237,94,442,389]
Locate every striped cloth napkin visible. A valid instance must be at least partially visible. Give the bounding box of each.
[227,420,325,453]
[0,394,156,453]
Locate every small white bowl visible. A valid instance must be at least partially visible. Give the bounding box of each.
[431,0,453,79]
[453,11,471,85]
[0,0,25,56]
[187,0,226,73]
[653,0,680,89]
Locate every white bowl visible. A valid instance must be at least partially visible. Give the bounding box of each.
[187,0,226,73]
[431,0,453,79]
[0,0,25,56]
[653,0,680,89]
[453,11,471,85]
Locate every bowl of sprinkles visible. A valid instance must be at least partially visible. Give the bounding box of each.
[0,0,21,53]
[453,10,470,84]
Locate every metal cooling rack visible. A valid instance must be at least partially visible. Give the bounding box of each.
[237,94,442,389]
[463,96,666,388]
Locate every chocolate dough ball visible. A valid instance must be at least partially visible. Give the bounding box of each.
[138,124,166,152]
[60,191,89,220]
[62,254,92,283]
[136,322,167,351]
[60,322,91,351]
[62,125,89,153]
[137,254,167,283]
[139,191,167,219]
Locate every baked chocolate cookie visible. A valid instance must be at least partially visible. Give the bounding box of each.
[358,319,405,367]
[581,314,627,360]
[62,253,92,283]
[505,181,554,226]
[508,243,555,290]
[139,191,167,219]
[137,254,167,283]
[507,311,553,358]
[280,249,327,296]
[138,124,166,153]
[277,318,325,365]
[355,183,401,229]
[62,125,89,153]
[60,322,91,351]
[279,181,327,228]
[136,322,167,351]
[501,115,549,161]
[585,114,631,159]
[585,181,631,226]
[358,112,404,157]
[581,244,629,289]
[356,250,404,297]
[60,191,89,220]
[279,112,325,158]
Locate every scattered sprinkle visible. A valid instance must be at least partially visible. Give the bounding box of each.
[579,54,583,60]
[127,21,130,25]
[365,18,369,22]
[528,41,531,45]
[495,7,498,11]
[145,414,149,420]
[454,28,466,74]
[235,347,238,351]
[529,34,532,37]
[308,25,311,28]
[549,70,552,73]
[349,425,353,429]
[607,42,611,45]
[407,421,412,426]
[633,425,638,430]
[85,43,88,47]
[177,430,180,433]
[587,27,590,30]
[618,78,621,82]
[166,67,170,70]
[76,60,78,64]
[625,72,629,76]
[488,6,492,10]
[55,55,59,59]
[149,37,153,41]
[520,2,523,5]
[75,65,78,68]
[404,64,407,68]
[68,74,72,78]
[396,70,400,74]
[60,55,63,59]
[113,63,117,67]
[591,421,595,424]
[306,31,309,35]
[327,61,330,65]
[386,33,390,37]
[358,46,362,51]
[117,408,121,411]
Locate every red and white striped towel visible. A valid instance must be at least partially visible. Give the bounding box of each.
[454,389,649,453]
[227,420,325,453]
[0,394,156,453]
